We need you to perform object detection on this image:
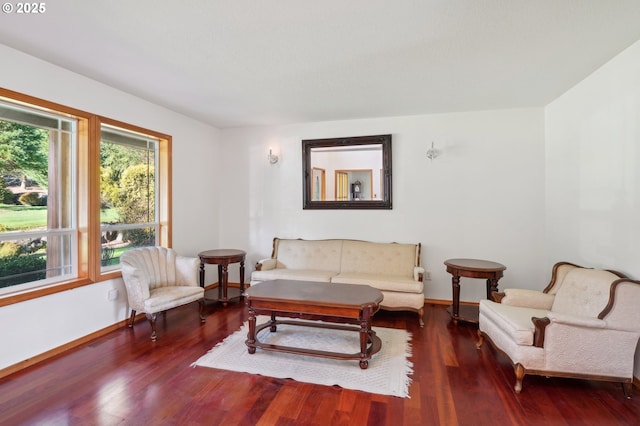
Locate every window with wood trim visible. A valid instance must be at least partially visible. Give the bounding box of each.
[99,124,159,271]
[0,89,171,302]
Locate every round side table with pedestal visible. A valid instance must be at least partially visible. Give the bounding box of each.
[198,249,246,306]
[444,258,506,324]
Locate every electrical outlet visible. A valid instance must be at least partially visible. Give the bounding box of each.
[424,271,431,280]
[108,288,118,301]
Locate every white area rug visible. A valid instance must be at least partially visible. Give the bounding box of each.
[192,317,413,398]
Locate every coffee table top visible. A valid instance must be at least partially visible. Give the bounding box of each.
[245,279,383,308]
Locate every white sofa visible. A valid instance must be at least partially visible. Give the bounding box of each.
[477,261,640,396]
[250,238,426,326]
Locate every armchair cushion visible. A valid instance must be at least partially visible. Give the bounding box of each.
[479,299,549,346]
[500,288,555,310]
[144,286,205,312]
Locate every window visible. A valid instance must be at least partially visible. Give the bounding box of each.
[0,89,172,303]
[100,125,159,271]
[0,101,77,292]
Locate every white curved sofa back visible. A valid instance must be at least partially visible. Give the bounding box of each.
[274,239,343,272]
[340,240,417,277]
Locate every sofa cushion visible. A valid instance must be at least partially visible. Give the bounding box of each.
[479,299,550,346]
[551,268,620,318]
[379,290,425,310]
[331,272,423,293]
[250,268,336,283]
[275,239,342,272]
[339,240,417,277]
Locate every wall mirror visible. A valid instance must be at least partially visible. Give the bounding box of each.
[302,134,392,209]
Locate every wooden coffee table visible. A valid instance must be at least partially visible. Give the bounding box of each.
[244,279,383,369]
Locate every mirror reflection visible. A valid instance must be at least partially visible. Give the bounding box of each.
[302,135,392,209]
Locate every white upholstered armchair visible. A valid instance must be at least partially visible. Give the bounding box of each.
[477,261,640,397]
[120,247,205,341]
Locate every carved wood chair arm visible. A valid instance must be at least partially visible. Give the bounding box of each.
[532,316,551,348]
[491,291,506,303]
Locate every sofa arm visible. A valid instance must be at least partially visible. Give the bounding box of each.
[501,289,555,310]
[255,258,276,271]
[414,266,425,282]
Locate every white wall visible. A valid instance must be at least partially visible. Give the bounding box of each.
[218,108,547,302]
[545,39,640,379]
[0,44,221,370]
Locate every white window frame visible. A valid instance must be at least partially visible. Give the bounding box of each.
[0,100,78,294]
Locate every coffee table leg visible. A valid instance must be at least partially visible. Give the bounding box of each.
[247,308,256,354]
[270,311,277,332]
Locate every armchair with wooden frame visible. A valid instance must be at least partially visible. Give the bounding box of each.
[477,261,640,397]
[120,247,206,341]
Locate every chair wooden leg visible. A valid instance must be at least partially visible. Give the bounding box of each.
[199,300,206,323]
[146,313,158,341]
[128,310,136,328]
[418,307,424,328]
[622,382,633,399]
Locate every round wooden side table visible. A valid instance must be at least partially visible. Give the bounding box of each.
[444,258,506,324]
[198,249,246,306]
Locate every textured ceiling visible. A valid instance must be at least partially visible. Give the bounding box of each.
[1,1,640,128]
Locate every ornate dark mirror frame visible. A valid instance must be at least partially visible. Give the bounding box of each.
[302,134,392,210]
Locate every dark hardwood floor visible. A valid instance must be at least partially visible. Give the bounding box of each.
[1,302,639,425]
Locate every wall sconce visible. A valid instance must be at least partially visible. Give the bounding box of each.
[268,147,279,165]
[426,142,439,160]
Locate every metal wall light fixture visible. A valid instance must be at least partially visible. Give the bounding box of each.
[426,142,439,160]
[268,147,279,164]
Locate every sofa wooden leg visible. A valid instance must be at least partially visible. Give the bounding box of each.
[146,313,158,341]
[418,307,424,327]
[622,382,633,399]
[514,364,525,393]
[128,310,136,328]
[476,329,484,349]
[199,299,206,323]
